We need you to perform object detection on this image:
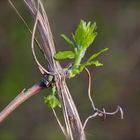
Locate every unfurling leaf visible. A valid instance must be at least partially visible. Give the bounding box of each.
[72,20,97,49]
[86,60,103,66]
[54,51,75,60]
[44,95,61,108]
[79,60,103,72]
[77,48,108,74]
[61,34,75,48]
[87,48,109,62]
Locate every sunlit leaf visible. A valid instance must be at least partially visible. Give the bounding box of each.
[44,95,61,108]
[79,60,103,73]
[86,60,103,66]
[87,48,109,62]
[54,51,75,60]
[72,20,97,49]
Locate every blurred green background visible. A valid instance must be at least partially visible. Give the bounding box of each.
[0,0,140,140]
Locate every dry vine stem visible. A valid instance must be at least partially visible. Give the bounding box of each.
[0,0,123,140]
[24,0,86,139]
[1,0,86,140]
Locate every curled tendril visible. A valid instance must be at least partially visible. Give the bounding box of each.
[82,68,124,131]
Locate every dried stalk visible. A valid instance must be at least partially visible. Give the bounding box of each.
[24,0,86,139]
[0,1,86,139]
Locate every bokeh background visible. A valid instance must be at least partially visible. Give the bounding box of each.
[0,0,140,140]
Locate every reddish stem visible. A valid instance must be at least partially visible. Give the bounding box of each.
[0,81,45,123]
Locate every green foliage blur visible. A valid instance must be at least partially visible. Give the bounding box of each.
[0,0,140,140]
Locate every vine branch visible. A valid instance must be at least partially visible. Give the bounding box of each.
[0,79,48,123]
[0,1,123,140]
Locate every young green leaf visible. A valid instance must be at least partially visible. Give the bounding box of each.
[48,75,53,82]
[54,51,75,60]
[44,95,61,109]
[79,60,103,74]
[86,60,103,66]
[68,68,81,78]
[72,20,97,49]
[87,48,109,62]
[61,34,75,48]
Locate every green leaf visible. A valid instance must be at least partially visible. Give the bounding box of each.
[54,51,75,60]
[87,48,109,62]
[72,20,97,49]
[78,48,108,71]
[61,34,75,48]
[44,95,61,109]
[48,75,53,82]
[87,60,103,66]
[79,60,103,73]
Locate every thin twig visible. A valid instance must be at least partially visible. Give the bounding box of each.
[31,0,51,75]
[9,0,52,75]
[85,67,96,111]
[24,0,58,71]
[0,80,45,123]
[82,112,98,130]
[52,109,67,137]
[8,0,44,55]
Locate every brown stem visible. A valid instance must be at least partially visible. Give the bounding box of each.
[24,1,86,139]
[0,80,46,123]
